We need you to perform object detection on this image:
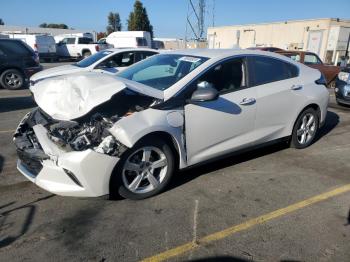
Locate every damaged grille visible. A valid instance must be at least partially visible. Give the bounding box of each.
[17,149,43,176]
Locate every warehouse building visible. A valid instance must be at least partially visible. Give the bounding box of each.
[0,25,96,40]
[207,18,350,65]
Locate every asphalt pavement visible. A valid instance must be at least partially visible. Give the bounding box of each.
[0,64,350,262]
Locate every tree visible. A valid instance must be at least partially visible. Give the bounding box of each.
[0,18,4,25]
[106,12,121,35]
[127,0,154,38]
[97,32,107,40]
[39,23,68,29]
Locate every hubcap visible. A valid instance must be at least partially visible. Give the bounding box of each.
[296,113,316,145]
[122,146,168,194]
[4,73,22,88]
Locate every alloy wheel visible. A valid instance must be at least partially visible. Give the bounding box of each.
[296,113,317,145]
[4,72,22,89]
[122,146,168,194]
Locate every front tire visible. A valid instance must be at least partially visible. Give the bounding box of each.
[0,69,24,90]
[291,108,319,149]
[110,137,175,200]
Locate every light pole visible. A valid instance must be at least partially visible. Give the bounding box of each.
[244,29,256,46]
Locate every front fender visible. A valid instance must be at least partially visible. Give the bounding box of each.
[109,108,187,168]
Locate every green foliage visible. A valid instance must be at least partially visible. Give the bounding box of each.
[106,12,122,35]
[0,18,4,25]
[39,23,68,29]
[127,0,153,38]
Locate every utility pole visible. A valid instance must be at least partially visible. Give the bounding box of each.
[345,32,350,58]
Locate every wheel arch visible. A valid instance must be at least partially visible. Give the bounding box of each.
[133,131,182,170]
[291,103,321,135]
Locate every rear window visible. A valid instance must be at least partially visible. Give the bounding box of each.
[136,37,148,46]
[0,40,32,55]
[78,37,93,44]
[250,56,299,86]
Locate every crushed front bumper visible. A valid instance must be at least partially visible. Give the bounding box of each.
[14,109,119,197]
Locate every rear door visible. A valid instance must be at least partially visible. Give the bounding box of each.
[247,55,301,144]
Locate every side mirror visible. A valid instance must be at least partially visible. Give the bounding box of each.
[190,84,219,103]
[57,41,63,46]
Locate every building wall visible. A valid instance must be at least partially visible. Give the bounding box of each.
[0,25,96,40]
[207,18,350,62]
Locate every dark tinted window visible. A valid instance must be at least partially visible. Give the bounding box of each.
[196,58,246,94]
[98,52,135,68]
[78,37,93,44]
[0,40,31,55]
[136,37,148,46]
[135,51,157,62]
[250,56,298,86]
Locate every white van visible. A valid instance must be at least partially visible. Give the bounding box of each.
[8,34,57,61]
[106,31,152,48]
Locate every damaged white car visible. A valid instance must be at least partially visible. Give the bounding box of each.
[14,49,329,199]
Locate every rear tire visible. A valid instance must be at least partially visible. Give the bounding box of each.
[110,137,175,200]
[291,108,319,149]
[0,69,24,90]
[82,51,91,59]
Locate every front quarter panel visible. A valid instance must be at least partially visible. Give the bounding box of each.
[108,108,187,168]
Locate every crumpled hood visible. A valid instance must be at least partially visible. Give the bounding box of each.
[30,64,84,82]
[31,72,126,121]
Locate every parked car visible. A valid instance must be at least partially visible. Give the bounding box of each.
[0,39,42,90]
[14,49,328,199]
[8,34,57,62]
[106,31,152,48]
[96,38,114,49]
[56,36,109,59]
[30,48,159,83]
[334,67,350,106]
[277,51,341,87]
[247,47,284,52]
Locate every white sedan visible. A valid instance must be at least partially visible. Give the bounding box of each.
[14,49,329,199]
[30,48,158,83]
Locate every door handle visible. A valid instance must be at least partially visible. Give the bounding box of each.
[239,98,256,105]
[291,84,303,90]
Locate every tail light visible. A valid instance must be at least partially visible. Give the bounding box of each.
[33,52,40,64]
[95,45,100,52]
[315,73,327,86]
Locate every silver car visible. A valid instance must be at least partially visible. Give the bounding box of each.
[14,49,329,199]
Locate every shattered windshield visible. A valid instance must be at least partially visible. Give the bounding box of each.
[117,54,209,90]
[75,51,113,68]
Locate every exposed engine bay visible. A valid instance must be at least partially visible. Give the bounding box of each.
[14,89,159,158]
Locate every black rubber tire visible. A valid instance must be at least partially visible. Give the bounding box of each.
[0,69,24,90]
[82,51,91,58]
[290,108,319,149]
[110,137,175,200]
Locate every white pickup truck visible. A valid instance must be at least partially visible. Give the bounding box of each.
[56,36,109,59]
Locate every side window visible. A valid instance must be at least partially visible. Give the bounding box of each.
[196,58,246,94]
[100,52,135,68]
[78,37,93,44]
[304,54,322,65]
[250,56,298,86]
[0,41,31,55]
[135,51,157,62]
[61,38,75,44]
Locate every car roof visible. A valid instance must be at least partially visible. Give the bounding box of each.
[104,48,159,53]
[162,48,296,61]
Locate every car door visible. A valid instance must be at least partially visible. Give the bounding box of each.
[247,55,301,144]
[184,57,257,166]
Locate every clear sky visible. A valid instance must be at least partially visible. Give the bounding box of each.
[1,0,350,38]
